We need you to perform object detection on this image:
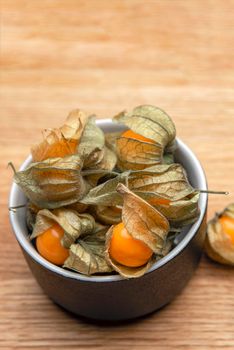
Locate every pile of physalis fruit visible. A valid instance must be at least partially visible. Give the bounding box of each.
[11,105,233,279]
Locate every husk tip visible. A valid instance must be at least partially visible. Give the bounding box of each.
[7,162,17,174]
[116,183,129,194]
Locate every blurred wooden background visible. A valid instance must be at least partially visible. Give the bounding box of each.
[1,1,234,349]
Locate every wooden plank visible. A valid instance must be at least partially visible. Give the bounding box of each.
[1,0,234,349]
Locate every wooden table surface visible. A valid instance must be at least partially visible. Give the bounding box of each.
[1,1,234,349]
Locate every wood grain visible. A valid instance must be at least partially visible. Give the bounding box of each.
[1,0,234,349]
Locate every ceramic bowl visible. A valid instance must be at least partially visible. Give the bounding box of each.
[9,119,208,321]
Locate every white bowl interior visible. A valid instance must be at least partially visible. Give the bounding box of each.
[9,119,208,282]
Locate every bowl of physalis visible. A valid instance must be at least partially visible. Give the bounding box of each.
[9,105,208,320]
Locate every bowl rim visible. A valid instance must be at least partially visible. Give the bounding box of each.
[9,118,208,283]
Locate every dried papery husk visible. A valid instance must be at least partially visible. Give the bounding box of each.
[205,203,234,266]
[225,203,234,217]
[105,184,170,278]
[31,208,103,249]
[129,164,200,226]
[116,136,163,170]
[66,202,89,214]
[145,192,200,227]
[14,155,89,209]
[84,146,117,186]
[153,234,174,262]
[129,164,195,201]
[97,146,117,171]
[93,205,122,225]
[81,172,129,206]
[26,202,40,231]
[81,170,171,207]
[31,110,106,170]
[163,152,175,165]
[64,230,113,275]
[113,105,176,171]
[62,215,108,249]
[105,131,122,152]
[31,109,88,162]
[113,105,176,148]
[81,164,199,226]
[78,116,105,168]
[161,236,173,257]
[117,184,170,253]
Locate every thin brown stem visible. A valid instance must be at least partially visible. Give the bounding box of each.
[7,162,16,174]
[196,189,229,195]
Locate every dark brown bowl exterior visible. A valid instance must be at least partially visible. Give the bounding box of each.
[22,214,206,320]
[9,119,208,321]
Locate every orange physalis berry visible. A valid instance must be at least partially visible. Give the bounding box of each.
[109,222,153,267]
[219,216,234,245]
[36,223,69,265]
[32,138,77,162]
[121,129,155,144]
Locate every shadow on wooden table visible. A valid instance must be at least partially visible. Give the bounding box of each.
[51,297,170,327]
[54,304,168,327]
[51,253,234,327]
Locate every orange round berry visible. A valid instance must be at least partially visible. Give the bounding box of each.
[36,223,69,265]
[219,215,234,245]
[109,222,153,267]
[121,129,155,144]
